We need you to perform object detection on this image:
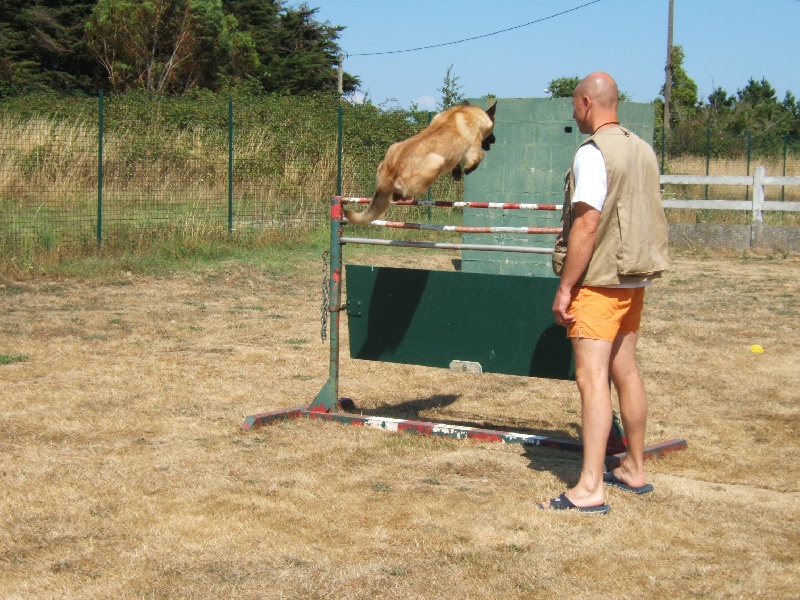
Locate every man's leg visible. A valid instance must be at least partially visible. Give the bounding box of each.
[563,337,613,508]
[609,332,649,488]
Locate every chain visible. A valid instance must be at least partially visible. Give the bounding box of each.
[320,250,330,341]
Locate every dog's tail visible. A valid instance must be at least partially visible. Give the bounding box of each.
[342,189,393,226]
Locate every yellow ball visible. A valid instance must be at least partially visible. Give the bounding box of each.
[750,344,764,354]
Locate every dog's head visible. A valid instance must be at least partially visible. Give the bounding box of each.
[485,102,497,122]
[482,103,497,151]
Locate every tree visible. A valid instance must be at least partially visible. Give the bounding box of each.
[85,0,233,94]
[220,0,279,90]
[737,77,777,106]
[546,74,631,101]
[782,92,800,136]
[545,76,579,98]
[3,0,359,96]
[0,0,97,93]
[660,45,698,127]
[707,87,735,112]
[268,4,354,94]
[727,77,792,136]
[437,64,464,110]
[223,0,358,95]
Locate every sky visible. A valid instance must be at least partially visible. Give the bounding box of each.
[312,0,800,110]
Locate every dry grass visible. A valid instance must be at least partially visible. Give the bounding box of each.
[0,117,340,233]
[1,248,798,599]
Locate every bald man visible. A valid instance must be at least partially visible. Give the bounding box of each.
[540,72,669,513]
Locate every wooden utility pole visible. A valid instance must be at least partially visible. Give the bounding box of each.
[337,54,344,96]
[664,0,674,130]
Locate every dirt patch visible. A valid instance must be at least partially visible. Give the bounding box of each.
[1,248,798,598]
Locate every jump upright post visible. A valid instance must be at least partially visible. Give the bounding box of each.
[242,196,688,468]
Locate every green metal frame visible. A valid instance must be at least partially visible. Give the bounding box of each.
[307,195,344,412]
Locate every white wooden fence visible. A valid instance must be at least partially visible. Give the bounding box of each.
[660,166,800,246]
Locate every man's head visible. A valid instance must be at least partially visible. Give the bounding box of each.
[572,72,620,135]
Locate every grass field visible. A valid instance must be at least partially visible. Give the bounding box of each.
[0,246,798,598]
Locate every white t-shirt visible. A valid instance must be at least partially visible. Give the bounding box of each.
[572,142,607,211]
[572,141,651,289]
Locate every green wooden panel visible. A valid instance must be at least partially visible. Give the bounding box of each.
[345,265,574,379]
[462,97,655,276]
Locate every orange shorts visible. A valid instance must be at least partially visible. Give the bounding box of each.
[566,286,646,342]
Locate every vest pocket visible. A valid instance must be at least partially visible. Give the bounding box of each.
[616,197,656,276]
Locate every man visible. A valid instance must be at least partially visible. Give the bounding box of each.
[540,72,669,513]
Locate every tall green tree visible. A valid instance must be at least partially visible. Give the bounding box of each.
[737,77,777,106]
[0,0,97,93]
[85,0,233,94]
[223,0,358,95]
[2,0,358,96]
[221,0,279,89]
[727,77,794,136]
[781,91,800,135]
[545,75,631,102]
[659,45,698,128]
[707,87,735,112]
[437,64,464,110]
[267,4,345,94]
[545,76,579,98]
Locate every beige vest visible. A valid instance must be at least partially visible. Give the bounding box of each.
[563,126,669,286]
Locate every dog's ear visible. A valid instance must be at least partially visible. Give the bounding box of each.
[485,102,497,122]
[461,100,470,106]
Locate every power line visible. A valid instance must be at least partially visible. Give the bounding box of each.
[347,1,602,57]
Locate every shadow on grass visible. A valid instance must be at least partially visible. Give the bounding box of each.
[361,392,582,485]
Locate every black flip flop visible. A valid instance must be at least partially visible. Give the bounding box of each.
[539,493,611,514]
[603,470,654,494]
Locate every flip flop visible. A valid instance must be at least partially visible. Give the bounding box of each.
[538,493,611,514]
[603,470,654,494]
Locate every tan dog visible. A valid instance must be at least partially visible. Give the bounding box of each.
[344,101,497,225]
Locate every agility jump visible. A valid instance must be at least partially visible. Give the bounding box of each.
[242,196,687,468]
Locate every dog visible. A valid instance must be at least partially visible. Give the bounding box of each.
[343,101,497,225]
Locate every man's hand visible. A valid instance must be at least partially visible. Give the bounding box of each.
[552,285,576,326]
[551,202,600,327]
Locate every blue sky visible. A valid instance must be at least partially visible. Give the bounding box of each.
[312,0,800,110]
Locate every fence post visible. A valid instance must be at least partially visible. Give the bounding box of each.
[228,98,234,233]
[745,132,752,200]
[336,104,343,196]
[751,166,765,247]
[704,128,711,200]
[782,134,788,201]
[97,90,104,247]
[426,111,434,221]
[307,196,343,412]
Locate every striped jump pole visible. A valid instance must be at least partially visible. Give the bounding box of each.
[339,237,554,254]
[347,219,562,235]
[337,196,561,211]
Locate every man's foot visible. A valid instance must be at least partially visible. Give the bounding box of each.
[538,492,611,514]
[603,470,654,494]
